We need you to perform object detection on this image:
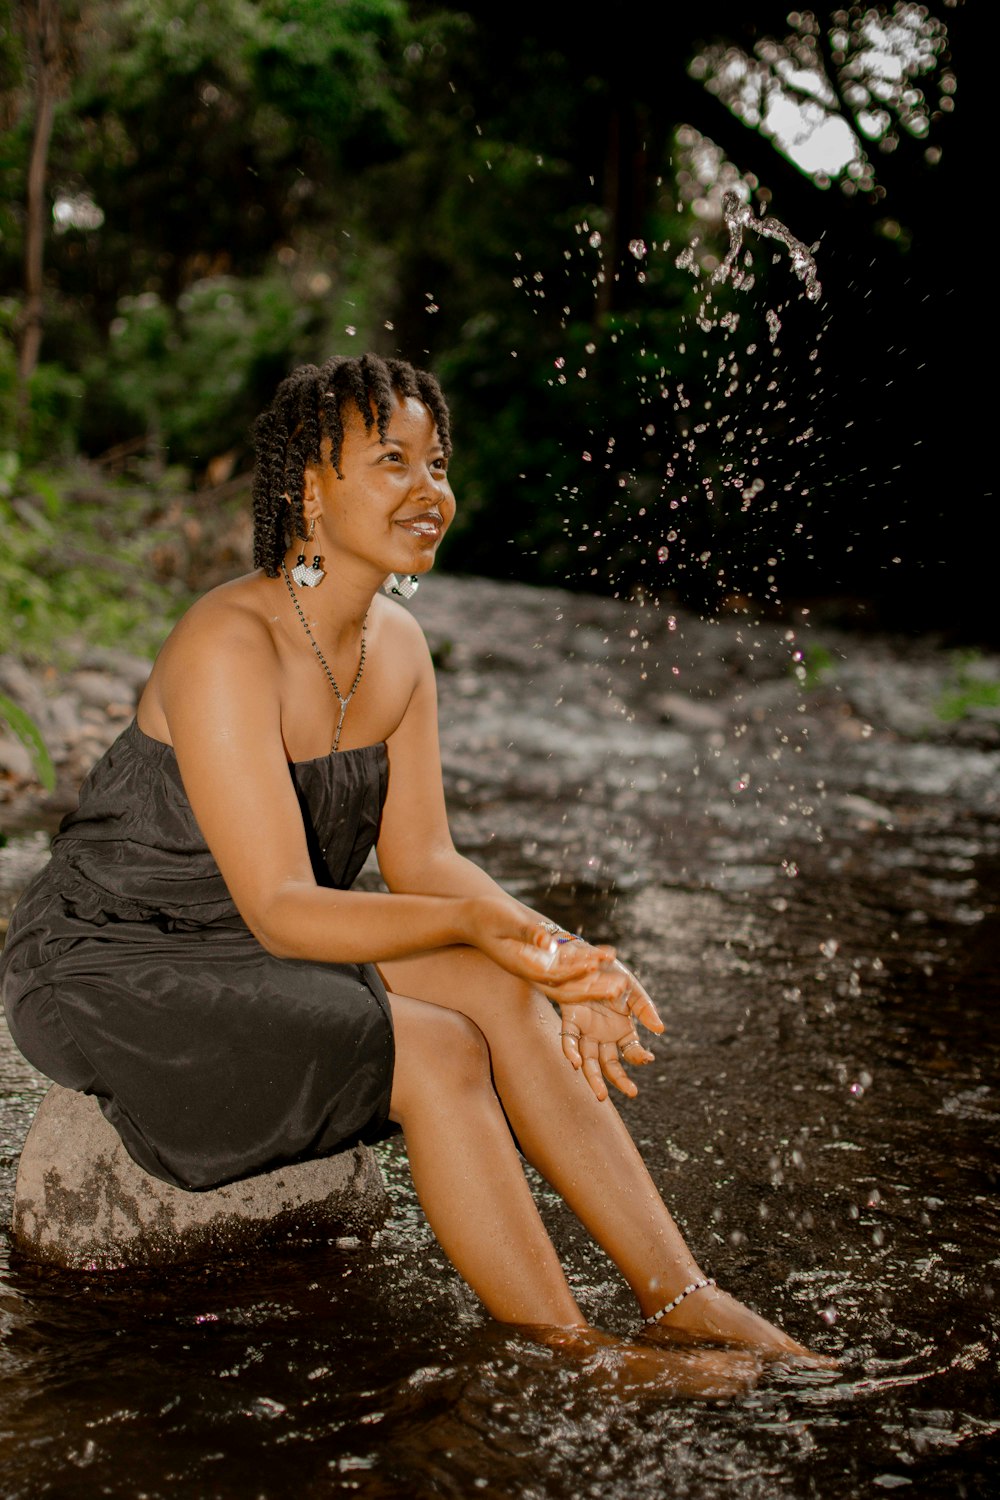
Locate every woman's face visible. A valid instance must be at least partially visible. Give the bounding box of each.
[304,394,455,581]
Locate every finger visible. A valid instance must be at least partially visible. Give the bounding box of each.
[550,963,632,1006]
[518,942,591,982]
[560,1024,583,1070]
[579,1038,608,1102]
[599,1042,637,1098]
[611,963,664,1033]
[628,989,664,1034]
[534,943,611,985]
[619,1034,655,1067]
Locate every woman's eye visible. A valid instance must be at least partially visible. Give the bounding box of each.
[379,451,403,463]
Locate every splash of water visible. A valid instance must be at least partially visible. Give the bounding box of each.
[715,192,822,302]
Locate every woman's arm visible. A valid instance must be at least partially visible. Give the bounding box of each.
[151,601,610,996]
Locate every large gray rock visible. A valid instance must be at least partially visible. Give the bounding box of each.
[13,1085,390,1270]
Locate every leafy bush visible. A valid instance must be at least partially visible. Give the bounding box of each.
[79,274,320,465]
[0,466,198,664]
[0,301,85,464]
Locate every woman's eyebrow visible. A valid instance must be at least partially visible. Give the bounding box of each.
[372,431,443,452]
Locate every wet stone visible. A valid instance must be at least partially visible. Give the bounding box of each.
[12,1085,390,1270]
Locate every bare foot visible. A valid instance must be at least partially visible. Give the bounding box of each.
[639,1286,839,1370]
[522,1323,762,1400]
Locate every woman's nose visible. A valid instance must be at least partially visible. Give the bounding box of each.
[412,463,445,497]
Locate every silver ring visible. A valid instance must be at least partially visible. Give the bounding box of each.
[561,1028,581,1040]
[620,1036,643,1055]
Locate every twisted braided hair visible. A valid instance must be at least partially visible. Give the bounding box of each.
[251,352,452,577]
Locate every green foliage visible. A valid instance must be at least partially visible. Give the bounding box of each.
[0,1,967,623]
[0,466,197,664]
[0,301,85,463]
[81,273,318,462]
[0,690,55,790]
[936,652,1000,722]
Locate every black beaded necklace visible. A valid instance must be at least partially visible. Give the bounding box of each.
[281,563,367,752]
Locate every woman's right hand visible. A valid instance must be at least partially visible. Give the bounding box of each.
[462,896,621,997]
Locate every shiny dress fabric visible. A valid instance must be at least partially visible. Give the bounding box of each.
[0,719,396,1191]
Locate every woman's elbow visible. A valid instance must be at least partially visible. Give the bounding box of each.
[378,842,452,894]
[243,887,308,959]
[246,913,293,958]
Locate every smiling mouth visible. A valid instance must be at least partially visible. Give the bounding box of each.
[396,510,444,538]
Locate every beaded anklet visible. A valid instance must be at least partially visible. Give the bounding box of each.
[644,1278,717,1326]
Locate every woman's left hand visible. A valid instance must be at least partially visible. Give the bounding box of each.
[558,960,660,1101]
[501,922,663,1101]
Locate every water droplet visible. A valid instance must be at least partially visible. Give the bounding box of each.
[344,325,357,336]
[628,238,647,259]
[588,230,602,248]
[657,545,669,562]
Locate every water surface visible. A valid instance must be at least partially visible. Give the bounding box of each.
[1,577,997,1495]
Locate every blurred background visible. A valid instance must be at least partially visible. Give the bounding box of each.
[0,0,986,665]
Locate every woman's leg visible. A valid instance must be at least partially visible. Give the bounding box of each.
[381,949,815,1358]
[386,991,582,1328]
[384,986,762,1393]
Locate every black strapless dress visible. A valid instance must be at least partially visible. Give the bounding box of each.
[0,719,396,1191]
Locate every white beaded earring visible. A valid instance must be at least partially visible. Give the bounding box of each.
[291,519,325,588]
[382,573,419,600]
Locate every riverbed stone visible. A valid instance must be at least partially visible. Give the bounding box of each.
[12,1085,390,1270]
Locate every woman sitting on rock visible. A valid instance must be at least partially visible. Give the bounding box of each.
[1,352,829,1392]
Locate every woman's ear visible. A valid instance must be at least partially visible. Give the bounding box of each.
[300,466,324,525]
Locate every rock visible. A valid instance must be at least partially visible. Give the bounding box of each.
[652,692,728,731]
[69,670,135,713]
[0,656,50,729]
[0,732,34,780]
[12,1085,390,1270]
[78,647,152,696]
[835,793,895,828]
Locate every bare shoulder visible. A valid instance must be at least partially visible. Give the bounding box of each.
[141,574,281,738]
[165,576,278,670]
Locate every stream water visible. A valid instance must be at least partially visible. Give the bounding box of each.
[1,575,997,1496]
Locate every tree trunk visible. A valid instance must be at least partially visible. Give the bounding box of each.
[17,0,61,432]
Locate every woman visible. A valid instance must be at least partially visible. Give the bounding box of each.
[1,353,827,1391]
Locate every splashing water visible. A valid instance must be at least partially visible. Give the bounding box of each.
[715,192,822,303]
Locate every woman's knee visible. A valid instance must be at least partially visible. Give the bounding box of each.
[390,999,491,1119]
[431,1006,491,1085]
[453,947,549,1028]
